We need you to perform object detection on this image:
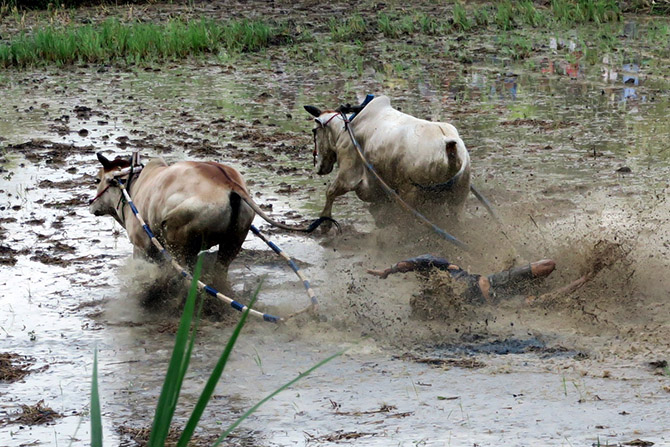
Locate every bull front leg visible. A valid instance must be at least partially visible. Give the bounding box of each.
[320,167,363,232]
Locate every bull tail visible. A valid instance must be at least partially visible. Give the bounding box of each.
[237,193,339,233]
[445,137,469,185]
[229,189,241,229]
[412,137,470,193]
[212,164,337,233]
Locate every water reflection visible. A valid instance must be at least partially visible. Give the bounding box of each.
[496,72,518,100]
[540,55,581,78]
[602,55,644,104]
[621,62,640,102]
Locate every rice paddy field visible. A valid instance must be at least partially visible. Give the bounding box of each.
[2,0,670,445]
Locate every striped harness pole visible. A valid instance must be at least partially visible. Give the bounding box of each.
[249,225,319,309]
[112,173,318,323]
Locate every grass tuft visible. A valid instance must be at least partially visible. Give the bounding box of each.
[552,0,621,24]
[495,1,516,30]
[452,2,472,31]
[329,14,366,42]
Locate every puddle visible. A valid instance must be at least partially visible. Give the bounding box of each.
[2,6,670,447]
[429,336,587,359]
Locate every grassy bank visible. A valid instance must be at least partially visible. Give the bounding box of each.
[0,17,286,67]
[2,0,670,69]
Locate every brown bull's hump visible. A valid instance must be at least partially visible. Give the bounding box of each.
[197,162,247,192]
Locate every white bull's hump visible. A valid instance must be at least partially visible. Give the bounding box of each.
[355,96,460,137]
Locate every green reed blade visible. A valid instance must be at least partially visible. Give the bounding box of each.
[212,348,346,446]
[176,279,263,447]
[148,253,204,447]
[90,346,102,447]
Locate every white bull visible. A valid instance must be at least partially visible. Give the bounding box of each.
[304,95,471,227]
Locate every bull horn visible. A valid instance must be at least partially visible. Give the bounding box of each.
[304,105,322,117]
[96,152,112,169]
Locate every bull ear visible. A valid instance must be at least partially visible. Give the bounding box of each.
[96,152,112,169]
[304,105,322,117]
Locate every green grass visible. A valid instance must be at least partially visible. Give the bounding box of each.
[377,12,399,38]
[552,0,621,24]
[0,0,646,71]
[0,17,283,68]
[517,0,546,27]
[89,253,344,445]
[495,1,516,31]
[329,14,366,42]
[473,6,492,27]
[415,12,442,35]
[452,2,472,31]
[498,33,534,60]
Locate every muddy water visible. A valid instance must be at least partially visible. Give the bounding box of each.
[2,40,670,446]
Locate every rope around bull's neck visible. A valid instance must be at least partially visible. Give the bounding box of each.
[339,113,469,250]
[113,174,318,323]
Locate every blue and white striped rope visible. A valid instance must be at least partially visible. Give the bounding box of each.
[249,225,319,308]
[115,178,315,323]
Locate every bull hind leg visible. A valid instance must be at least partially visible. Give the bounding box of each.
[207,194,253,319]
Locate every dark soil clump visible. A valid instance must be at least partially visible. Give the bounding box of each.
[116,424,233,447]
[7,400,63,426]
[8,140,94,165]
[30,250,69,266]
[0,245,20,266]
[0,352,34,382]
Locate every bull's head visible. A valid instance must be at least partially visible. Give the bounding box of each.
[89,152,129,220]
[304,105,340,175]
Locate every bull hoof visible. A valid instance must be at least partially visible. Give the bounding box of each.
[306,216,340,234]
[319,219,335,234]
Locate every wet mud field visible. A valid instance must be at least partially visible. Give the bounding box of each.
[2,1,670,446]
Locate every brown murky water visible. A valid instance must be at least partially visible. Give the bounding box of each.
[2,12,670,446]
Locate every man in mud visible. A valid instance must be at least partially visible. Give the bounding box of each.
[367,255,556,303]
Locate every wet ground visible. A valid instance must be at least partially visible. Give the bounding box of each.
[2,2,670,446]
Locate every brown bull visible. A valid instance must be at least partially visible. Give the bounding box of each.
[89,153,329,295]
